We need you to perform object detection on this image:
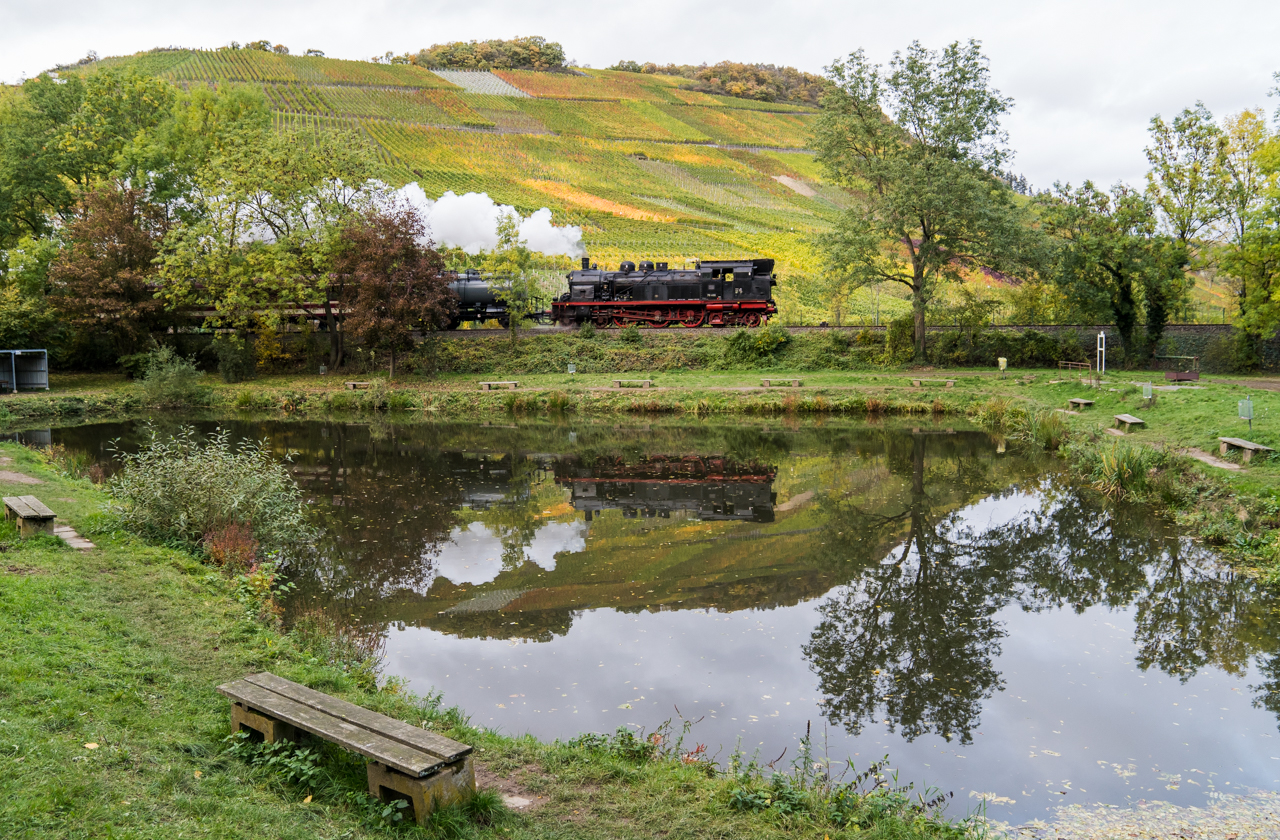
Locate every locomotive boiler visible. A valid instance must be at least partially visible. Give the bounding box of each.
[551,257,778,328]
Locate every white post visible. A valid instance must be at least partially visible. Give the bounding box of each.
[1097,332,1106,375]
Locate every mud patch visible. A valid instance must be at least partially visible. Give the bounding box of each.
[5,565,48,575]
[0,470,42,485]
[475,763,549,811]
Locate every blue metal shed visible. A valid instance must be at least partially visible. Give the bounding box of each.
[0,350,50,392]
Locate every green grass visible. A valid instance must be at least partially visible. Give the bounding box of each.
[0,445,980,839]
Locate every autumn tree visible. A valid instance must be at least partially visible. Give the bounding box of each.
[334,207,457,378]
[1037,182,1190,363]
[813,40,1030,362]
[47,184,173,356]
[157,125,377,362]
[1144,103,1229,251]
[0,69,177,247]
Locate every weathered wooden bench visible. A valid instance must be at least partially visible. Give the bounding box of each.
[761,378,802,387]
[1114,413,1145,432]
[479,381,519,391]
[218,672,474,824]
[910,379,956,388]
[1058,361,1091,371]
[1165,371,1199,382]
[345,381,372,390]
[613,379,653,388]
[1218,437,1275,463]
[1067,398,1094,410]
[3,495,55,537]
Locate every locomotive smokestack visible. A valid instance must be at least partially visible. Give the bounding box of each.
[581,256,590,270]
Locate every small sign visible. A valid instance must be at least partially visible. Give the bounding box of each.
[1240,398,1254,421]
[998,358,1007,371]
[1142,382,1152,400]
[568,363,576,375]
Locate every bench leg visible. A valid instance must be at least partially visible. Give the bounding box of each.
[1243,449,1254,463]
[231,703,299,744]
[1220,442,1229,456]
[367,756,476,826]
[18,518,56,538]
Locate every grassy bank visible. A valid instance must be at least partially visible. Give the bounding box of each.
[0,445,980,839]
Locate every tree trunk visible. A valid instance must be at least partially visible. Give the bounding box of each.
[912,288,927,363]
[389,349,396,380]
[325,298,339,368]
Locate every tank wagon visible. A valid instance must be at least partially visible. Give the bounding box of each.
[550,257,778,328]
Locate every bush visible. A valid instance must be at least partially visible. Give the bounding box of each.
[105,425,313,554]
[138,346,209,407]
[724,325,790,367]
[884,315,915,363]
[619,325,642,345]
[212,334,256,383]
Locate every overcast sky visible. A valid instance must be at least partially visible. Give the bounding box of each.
[3,0,1277,189]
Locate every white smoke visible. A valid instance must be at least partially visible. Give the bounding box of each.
[391,184,585,258]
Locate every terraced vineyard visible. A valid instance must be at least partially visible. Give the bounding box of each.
[72,47,893,323]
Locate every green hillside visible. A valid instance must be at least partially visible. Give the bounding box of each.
[65,47,906,324]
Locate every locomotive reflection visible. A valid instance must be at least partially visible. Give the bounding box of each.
[553,455,777,523]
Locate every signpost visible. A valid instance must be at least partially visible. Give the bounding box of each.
[1097,332,1106,375]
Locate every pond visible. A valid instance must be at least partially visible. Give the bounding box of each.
[35,417,1280,824]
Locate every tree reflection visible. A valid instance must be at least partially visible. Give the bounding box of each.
[804,433,1280,743]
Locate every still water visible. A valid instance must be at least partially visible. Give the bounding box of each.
[44,418,1280,822]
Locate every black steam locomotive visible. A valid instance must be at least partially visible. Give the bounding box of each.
[445,256,778,329]
[552,257,778,328]
[554,455,777,522]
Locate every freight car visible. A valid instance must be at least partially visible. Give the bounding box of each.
[446,269,548,329]
[550,257,778,328]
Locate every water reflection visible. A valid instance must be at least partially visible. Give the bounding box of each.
[37,418,1280,819]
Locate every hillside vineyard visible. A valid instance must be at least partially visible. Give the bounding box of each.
[78,48,859,322]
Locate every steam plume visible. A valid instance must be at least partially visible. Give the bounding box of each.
[393,184,585,258]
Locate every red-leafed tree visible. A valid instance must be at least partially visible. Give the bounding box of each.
[47,184,173,356]
[333,206,456,378]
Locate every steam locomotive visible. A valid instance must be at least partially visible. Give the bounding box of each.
[446,256,778,329]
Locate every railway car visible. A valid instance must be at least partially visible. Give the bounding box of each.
[550,257,778,328]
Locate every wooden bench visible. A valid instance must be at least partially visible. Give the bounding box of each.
[1165,371,1199,382]
[345,381,372,390]
[910,379,955,388]
[3,495,55,537]
[1114,413,1145,432]
[479,381,519,391]
[1058,361,1091,371]
[1067,398,1095,410]
[612,379,653,388]
[1218,437,1275,463]
[218,672,474,824]
[761,378,802,387]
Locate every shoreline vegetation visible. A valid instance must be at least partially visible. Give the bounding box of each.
[8,360,1280,574]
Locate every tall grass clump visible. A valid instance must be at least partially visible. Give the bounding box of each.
[105,425,313,554]
[1091,441,1151,499]
[138,346,209,407]
[970,396,1024,432]
[1025,409,1070,450]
